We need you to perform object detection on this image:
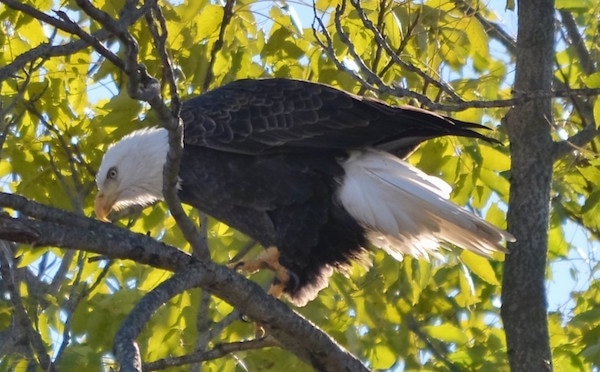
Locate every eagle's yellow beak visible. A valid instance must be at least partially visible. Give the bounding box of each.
[94,192,113,222]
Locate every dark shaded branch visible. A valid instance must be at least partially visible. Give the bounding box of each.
[114,261,368,372]
[0,193,368,371]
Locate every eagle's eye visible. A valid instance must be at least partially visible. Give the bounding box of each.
[107,167,118,180]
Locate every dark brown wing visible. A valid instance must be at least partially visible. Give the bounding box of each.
[181,78,495,157]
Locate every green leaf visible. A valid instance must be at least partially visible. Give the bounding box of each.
[194,4,223,37]
[15,247,48,268]
[460,251,500,285]
[582,72,600,88]
[371,343,397,369]
[423,323,469,344]
[593,97,600,130]
[556,0,593,10]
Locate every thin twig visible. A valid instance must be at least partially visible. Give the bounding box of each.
[348,0,462,102]
[0,0,151,81]
[405,315,462,372]
[191,289,213,372]
[203,0,236,92]
[333,1,387,87]
[144,337,279,371]
[0,243,57,372]
[312,5,383,92]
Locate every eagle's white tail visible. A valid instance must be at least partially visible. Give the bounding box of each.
[338,150,514,260]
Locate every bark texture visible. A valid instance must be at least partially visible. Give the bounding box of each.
[501,0,555,370]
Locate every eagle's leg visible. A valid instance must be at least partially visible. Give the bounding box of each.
[228,246,292,338]
[227,246,291,298]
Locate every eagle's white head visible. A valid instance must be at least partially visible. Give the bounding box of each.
[94,127,169,221]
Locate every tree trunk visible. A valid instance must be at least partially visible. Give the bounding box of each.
[501,0,554,370]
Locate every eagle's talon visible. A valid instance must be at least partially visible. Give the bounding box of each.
[254,324,267,339]
[238,313,267,339]
[226,260,246,271]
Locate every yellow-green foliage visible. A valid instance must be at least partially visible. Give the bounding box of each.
[1,0,599,371]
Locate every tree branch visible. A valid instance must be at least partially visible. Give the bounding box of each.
[144,338,279,371]
[551,10,599,159]
[406,316,461,372]
[0,193,368,371]
[312,2,600,112]
[114,260,368,372]
[203,0,236,92]
[151,4,210,259]
[559,10,596,75]
[348,0,462,102]
[0,0,152,81]
[0,242,56,371]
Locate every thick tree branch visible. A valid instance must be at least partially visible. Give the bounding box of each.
[115,260,368,372]
[0,193,368,371]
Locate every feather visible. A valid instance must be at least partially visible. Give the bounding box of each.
[338,150,514,260]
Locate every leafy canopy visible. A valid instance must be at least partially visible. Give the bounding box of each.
[0,0,599,371]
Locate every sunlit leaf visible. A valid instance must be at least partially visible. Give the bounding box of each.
[460,251,500,286]
[423,323,469,344]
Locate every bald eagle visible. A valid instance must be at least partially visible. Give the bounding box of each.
[95,78,513,306]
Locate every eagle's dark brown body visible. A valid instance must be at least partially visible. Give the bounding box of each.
[174,79,496,305]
